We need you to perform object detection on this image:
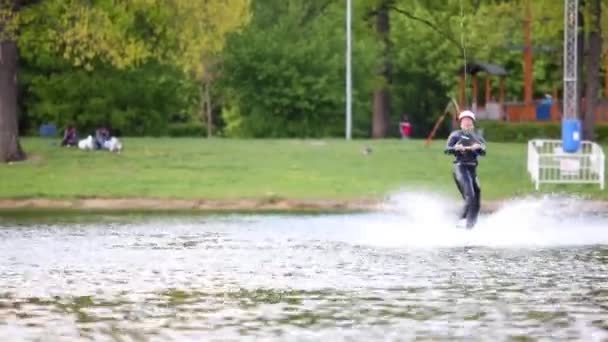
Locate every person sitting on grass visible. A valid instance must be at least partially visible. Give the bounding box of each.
[61,124,78,147]
[94,126,110,150]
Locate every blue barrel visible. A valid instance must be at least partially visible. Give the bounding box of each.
[561,118,581,153]
[536,103,551,120]
[39,123,57,137]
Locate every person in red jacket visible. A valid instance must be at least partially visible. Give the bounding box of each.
[400,114,412,138]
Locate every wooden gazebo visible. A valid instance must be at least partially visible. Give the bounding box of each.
[456,61,508,124]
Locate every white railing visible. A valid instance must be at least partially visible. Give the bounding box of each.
[527,139,605,190]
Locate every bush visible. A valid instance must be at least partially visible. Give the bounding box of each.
[19,56,199,137]
[595,125,608,142]
[476,120,608,143]
[167,122,206,137]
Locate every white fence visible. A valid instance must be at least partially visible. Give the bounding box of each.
[527,139,605,190]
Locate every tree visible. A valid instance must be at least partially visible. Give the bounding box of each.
[377,0,523,137]
[371,0,391,138]
[0,0,251,161]
[150,1,250,137]
[0,0,26,162]
[584,0,601,139]
[218,0,353,137]
[213,0,385,138]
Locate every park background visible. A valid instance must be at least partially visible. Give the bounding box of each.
[1,0,608,208]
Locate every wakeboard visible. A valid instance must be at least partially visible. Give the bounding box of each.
[455,219,475,229]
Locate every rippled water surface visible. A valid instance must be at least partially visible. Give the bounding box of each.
[1,194,608,341]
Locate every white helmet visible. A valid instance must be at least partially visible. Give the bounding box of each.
[458,110,476,122]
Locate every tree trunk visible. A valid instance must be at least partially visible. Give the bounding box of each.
[199,80,213,138]
[583,0,601,140]
[577,0,585,121]
[372,1,391,138]
[0,41,25,162]
[205,79,212,138]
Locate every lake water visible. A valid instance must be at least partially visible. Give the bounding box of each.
[1,193,608,341]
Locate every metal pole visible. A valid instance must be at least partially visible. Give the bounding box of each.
[564,0,577,120]
[523,0,533,106]
[346,0,352,140]
[561,0,582,153]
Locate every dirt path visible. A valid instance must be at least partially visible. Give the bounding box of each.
[0,197,502,212]
[0,197,606,213]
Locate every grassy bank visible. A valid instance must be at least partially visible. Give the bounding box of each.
[0,138,605,205]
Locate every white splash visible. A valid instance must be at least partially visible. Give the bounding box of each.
[345,190,608,248]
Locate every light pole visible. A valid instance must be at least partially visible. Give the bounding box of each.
[345,0,352,140]
[522,0,533,107]
[562,0,581,152]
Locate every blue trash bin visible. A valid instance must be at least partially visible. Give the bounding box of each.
[536,102,551,120]
[39,123,57,137]
[561,118,581,153]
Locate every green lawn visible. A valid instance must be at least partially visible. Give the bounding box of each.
[0,137,605,201]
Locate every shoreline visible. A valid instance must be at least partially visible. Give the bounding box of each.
[0,198,379,213]
[0,197,498,213]
[0,196,606,214]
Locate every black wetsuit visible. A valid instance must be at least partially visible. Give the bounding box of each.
[444,129,487,228]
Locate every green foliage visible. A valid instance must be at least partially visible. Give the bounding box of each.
[0,0,19,41]
[150,0,252,79]
[218,0,378,138]
[20,57,198,136]
[389,0,564,104]
[167,122,205,137]
[477,120,561,142]
[13,0,250,139]
[11,0,606,141]
[18,0,251,75]
[594,124,608,142]
[477,120,608,143]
